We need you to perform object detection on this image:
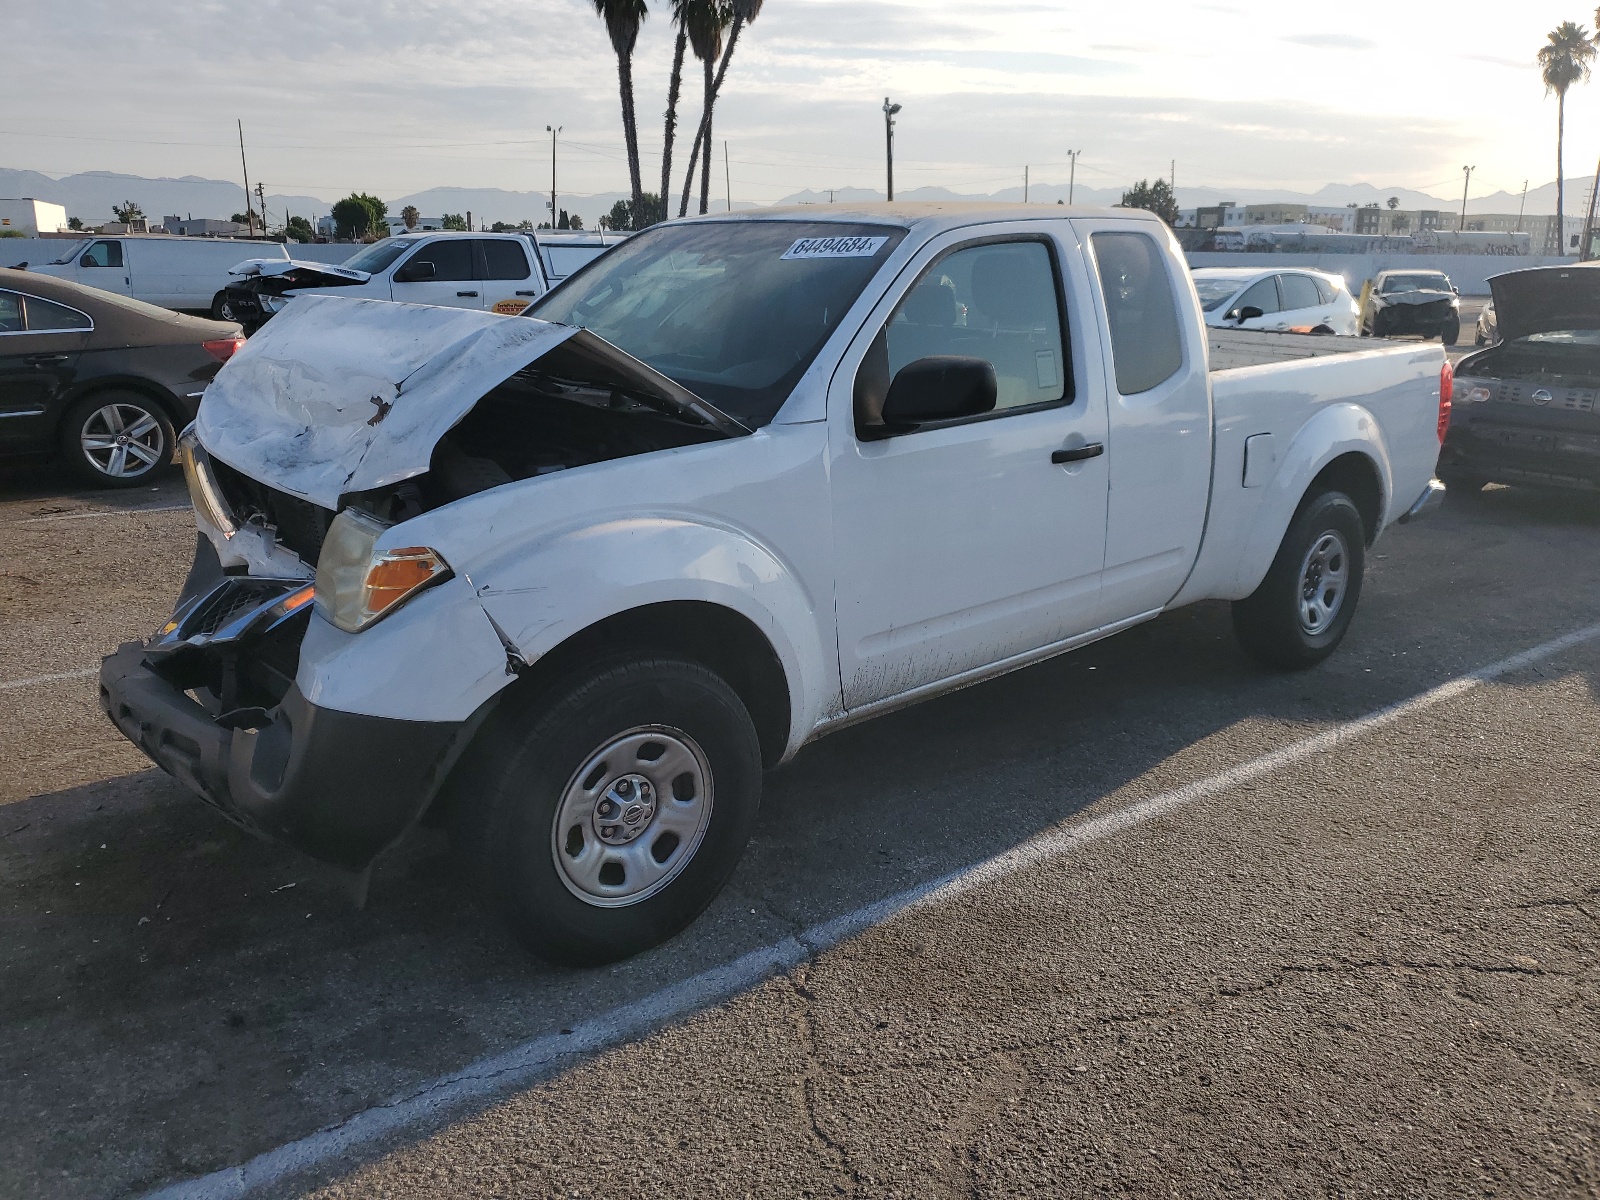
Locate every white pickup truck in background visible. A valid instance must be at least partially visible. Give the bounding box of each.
[220,230,620,331]
[100,205,1448,965]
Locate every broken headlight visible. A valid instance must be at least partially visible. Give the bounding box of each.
[314,508,451,633]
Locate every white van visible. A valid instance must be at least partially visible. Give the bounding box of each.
[30,236,290,316]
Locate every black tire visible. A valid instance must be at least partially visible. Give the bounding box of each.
[452,655,763,965]
[1232,491,1366,670]
[58,390,178,488]
[1474,330,1487,347]
[210,291,234,322]
[1441,317,1460,346]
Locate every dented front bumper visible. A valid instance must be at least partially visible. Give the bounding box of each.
[100,642,468,870]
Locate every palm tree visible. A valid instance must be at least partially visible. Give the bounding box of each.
[678,0,732,216]
[678,0,765,217]
[400,205,420,230]
[593,0,649,224]
[660,0,694,224]
[1538,21,1595,251]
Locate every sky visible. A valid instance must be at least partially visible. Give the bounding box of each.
[4,0,1597,207]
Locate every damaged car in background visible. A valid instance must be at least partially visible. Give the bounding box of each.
[101,207,1448,965]
[1443,263,1600,493]
[1361,269,1462,344]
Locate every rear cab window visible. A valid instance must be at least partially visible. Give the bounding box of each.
[1090,231,1184,396]
[480,239,532,281]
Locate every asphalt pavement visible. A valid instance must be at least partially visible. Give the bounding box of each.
[1,452,1596,1199]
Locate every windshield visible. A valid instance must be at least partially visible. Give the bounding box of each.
[1382,274,1451,294]
[50,243,89,265]
[341,240,412,274]
[1193,277,1245,311]
[529,220,905,427]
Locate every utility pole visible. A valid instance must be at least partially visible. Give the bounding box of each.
[1458,165,1475,232]
[255,182,267,236]
[1171,158,1176,194]
[546,125,561,229]
[1516,179,1528,232]
[237,120,255,238]
[1581,158,1600,262]
[725,140,732,213]
[883,97,902,202]
[1066,150,1080,205]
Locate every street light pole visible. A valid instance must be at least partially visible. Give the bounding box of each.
[1458,165,1475,232]
[547,125,562,229]
[883,97,902,202]
[1066,150,1080,206]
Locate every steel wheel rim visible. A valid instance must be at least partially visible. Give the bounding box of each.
[1297,530,1349,636]
[551,725,714,909]
[80,403,165,479]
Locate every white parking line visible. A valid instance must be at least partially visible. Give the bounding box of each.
[13,504,190,525]
[139,619,1600,1200]
[0,667,98,692]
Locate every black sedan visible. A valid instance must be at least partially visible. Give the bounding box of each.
[0,267,242,487]
[1443,264,1600,494]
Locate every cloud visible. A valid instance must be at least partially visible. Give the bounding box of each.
[1283,33,1379,50]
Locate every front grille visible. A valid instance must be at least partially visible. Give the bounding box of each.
[187,579,292,637]
[209,457,333,566]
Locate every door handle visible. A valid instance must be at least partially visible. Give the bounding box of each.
[515,290,538,296]
[1051,443,1104,464]
[457,290,479,298]
[24,353,69,367]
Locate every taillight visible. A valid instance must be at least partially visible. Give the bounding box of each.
[1437,361,1453,443]
[203,336,244,363]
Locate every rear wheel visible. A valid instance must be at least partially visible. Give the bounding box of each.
[210,291,234,322]
[452,655,763,965]
[59,391,177,488]
[1232,491,1366,670]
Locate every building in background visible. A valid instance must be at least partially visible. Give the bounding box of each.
[388,216,444,235]
[0,197,70,235]
[161,215,250,237]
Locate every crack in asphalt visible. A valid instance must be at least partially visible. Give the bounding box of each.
[787,965,860,1197]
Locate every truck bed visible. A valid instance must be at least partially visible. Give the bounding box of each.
[1207,328,1395,372]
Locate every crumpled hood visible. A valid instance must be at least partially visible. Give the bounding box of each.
[196,296,577,508]
[229,258,371,284]
[1489,263,1600,343]
[1374,287,1454,307]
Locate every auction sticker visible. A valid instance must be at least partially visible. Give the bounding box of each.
[782,236,889,261]
[491,299,533,316]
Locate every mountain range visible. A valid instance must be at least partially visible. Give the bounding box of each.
[2,167,1588,229]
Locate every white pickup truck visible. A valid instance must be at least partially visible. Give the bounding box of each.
[100,206,1449,964]
[220,230,620,331]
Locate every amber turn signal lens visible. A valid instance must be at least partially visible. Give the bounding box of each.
[363,549,447,616]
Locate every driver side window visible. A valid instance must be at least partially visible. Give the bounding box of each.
[855,240,1069,435]
[81,241,123,269]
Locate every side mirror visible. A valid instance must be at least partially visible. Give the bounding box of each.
[878,356,997,431]
[79,255,95,267]
[396,260,435,282]
[1231,305,1264,323]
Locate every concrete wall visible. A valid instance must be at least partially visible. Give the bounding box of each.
[1186,251,1578,296]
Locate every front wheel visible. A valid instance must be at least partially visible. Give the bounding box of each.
[452,656,763,965]
[1232,491,1366,670]
[1441,317,1461,346]
[59,391,177,488]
